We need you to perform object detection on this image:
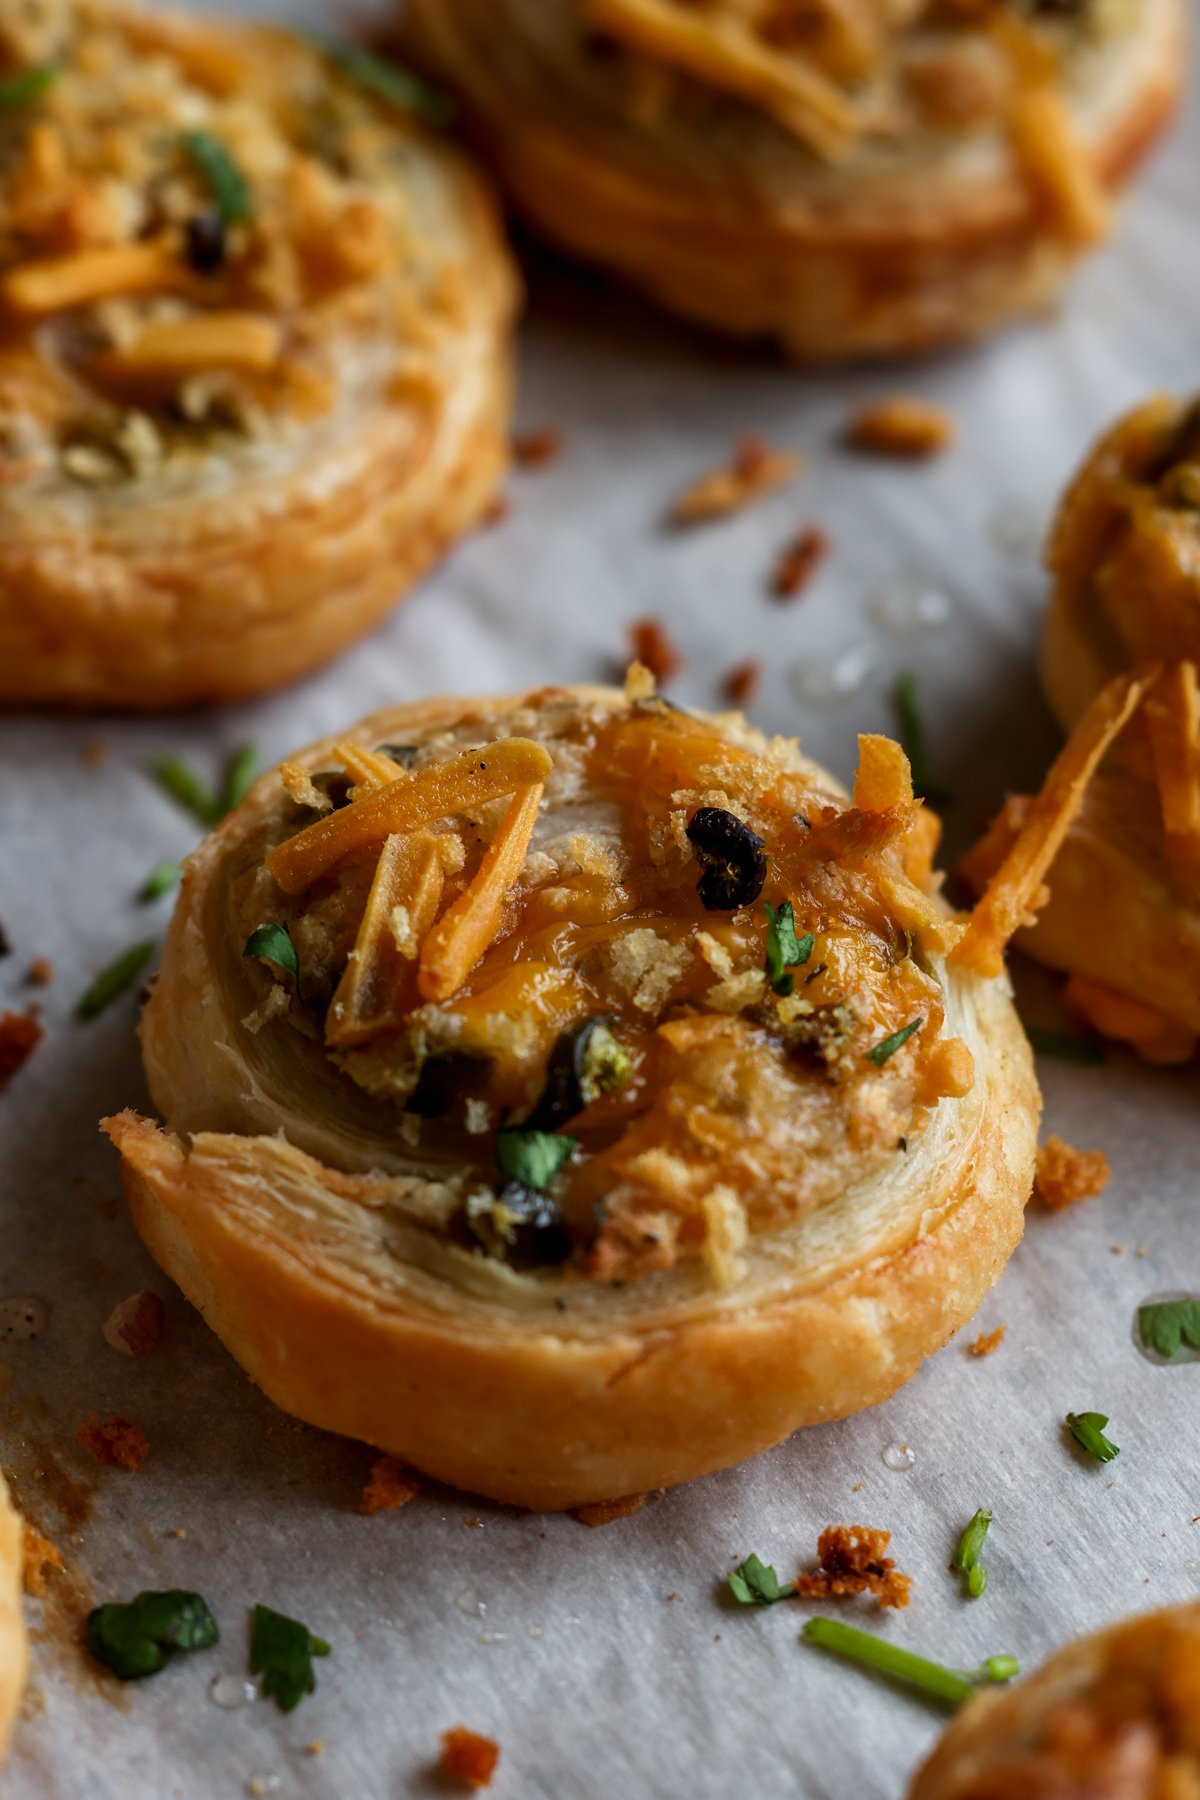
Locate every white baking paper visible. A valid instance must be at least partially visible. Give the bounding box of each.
[3,6,1200,1796]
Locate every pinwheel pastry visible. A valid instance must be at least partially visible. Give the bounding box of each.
[963,397,1200,1063]
[909,1600,1200,1800]
[0,1472,25,1766]
[404,0,1181,362]
[104,676,1041,1509]
[0,1,516,710]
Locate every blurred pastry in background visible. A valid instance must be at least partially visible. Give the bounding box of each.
[405,0,1183,363]
[0,1472,25,1767]
[0,2,517,709]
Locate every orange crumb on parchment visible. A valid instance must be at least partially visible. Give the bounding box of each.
[25,957,54,987]
[439,1726,500,1790]
[1034,1136,1111,1211]
[628,618,681,685]
[512,427,562,469]
[772,525,829,599]
[671,434,802,525]
[795,1525,912,1610]
[849,396,955,459]
[360,1453,421,1516]
[76,1413,148,1471]
[574,1494,646,1528]
[723,658,761,708]
[22,1523,64,1596]
[0,1009,42,1081]
[970,1324,1007,1357]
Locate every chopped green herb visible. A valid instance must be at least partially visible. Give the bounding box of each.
[495,1128,577,1193]
[953,1510,992,1600]
[150,754,220,828]
[867,1017,924,1066]
[181,129,251,224]
[138,859,180,903]
[243,923,299,985]
[1024,1025,1103,1066]
[219,743,259,816]
[322,41,455,125]
[764,901,813,997]
[801,1618,1018,1707]
[1139,1298,1200,1360]
[78,940,156,1019]
[892,672,948,804]
[0,65,58,109]
[1066,1411,1120,1463]
[86,1590,218,1681]
[249,1604,330,1713]
[728,1554,795,1606]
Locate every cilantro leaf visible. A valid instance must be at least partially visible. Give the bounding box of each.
[728,1553,795,1605]
[87,1590,218,1681]
[78,940,156,1019]
[243,923,299,985]
[321,41,455,126]
[249,1604,330,1713]
[1066,1411,1120,1463]
[763,900,813,997]
[1138,1298,1200,1360]
[181,129,252,224]
[495,1128,577,1193]
[867,1018,924,1066]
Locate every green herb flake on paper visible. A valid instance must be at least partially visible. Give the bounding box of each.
[1138,1298,1200,1361]
[727,1554,795,1606]
[952,1509,992,1600]
[249,1604,330,1713]
[1066,1411,1120,1463]
[78,940,156,1019]
[801,1617,1018,1708]
[87,1589,218,1681]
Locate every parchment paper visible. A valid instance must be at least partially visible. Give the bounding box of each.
[3,6,1200,1795]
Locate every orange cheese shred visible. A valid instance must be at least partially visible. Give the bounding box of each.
[267,738,553,894]
[418,784,544,1004]
[853,734,915,813]
[1145,661,1200,885]
[325,834,444,1048]
[91,313,284,386]
[952,669,1153,978]
[332,741,411,790]
[3,241,185,315]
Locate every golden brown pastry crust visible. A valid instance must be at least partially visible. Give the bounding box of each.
[0,1472,26,1767]
[0,3,517,709]
[104,684,1039,1510]
[406,0,1182,363]
[908,1601,1200,1800]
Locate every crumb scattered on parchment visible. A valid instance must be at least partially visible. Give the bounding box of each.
[1034,1137,1110,1211]
[723,658,761,708]
[481,494,511,529]
[360,1454,421,1516]
[465,1516,483,1530]
[772,525,829,599]
[304,1742,324,1757]
[76,1413,148,1472]
[628,617,681,685]
[512,427,562,469]
[25,958,53,987]
[103,1290,164,1360]
[970,1324,1006,1358]
[574,1494,646,1528]
[670,434,802,525]
[849,396,955,459]
[0,1009,42,1082]
[851,1481,864,1493]
[22,1524,64,1596]
[83,741,107,767]
[439,1726,500,1790]
[795,1526,912,1610]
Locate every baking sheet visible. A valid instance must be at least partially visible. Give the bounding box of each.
[4,6,1200,1796]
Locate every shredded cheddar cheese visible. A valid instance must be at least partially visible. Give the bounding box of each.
[418,784,545,1003]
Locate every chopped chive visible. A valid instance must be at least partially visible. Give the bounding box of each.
[1024,1025,1103,1065]
[802,1619,1017,1707]
[892,672,949,804]
[149,755,218,829]
[967,1564,988,1599]
[321,40,455,126]
[78,941,156,1019]
[219,743,259,817]
[867,1017,924,1066]
[181,129,251,225]
[727,1554,795,1606]
[138,860,180,903]
[764,900,813,997]
[243,923,299,984]
[1066,1411,1119,1463]
[0,66,58,109]
[953,1510,992,1600]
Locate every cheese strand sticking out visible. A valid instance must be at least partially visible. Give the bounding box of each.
[326,834,444,1047]
[1145,660,1200,886]
[418,783,544,1003]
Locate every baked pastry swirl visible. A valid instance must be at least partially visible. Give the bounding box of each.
[0,0,517,709]
[0,1472,25,1766]
[104,679,1039,1509]
[964,398,1200,1062]
[405,0,1182,362]
[909,1601,1200,1800]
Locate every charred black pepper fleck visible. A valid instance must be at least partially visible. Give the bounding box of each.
[465,1183,572,1267]
[184,211,227,274]
[686,807,767,911]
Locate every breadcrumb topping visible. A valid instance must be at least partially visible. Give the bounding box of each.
[795,1525,912,1610]
[1034,1136,1111,1211]
[439,1726,500,1790]
[360,1454,421,1515]
[76,1412,149,1471]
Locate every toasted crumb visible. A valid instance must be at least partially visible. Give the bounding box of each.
[970,1324,1006,1358]
[481,493,511,528]
[22,1524,64,1597]
[795,1525,912,1610]
[280,761,333,814]
[360,1453,421,1516]
[671,434,802,525]
[82,740,107,767]
[723,658,761,708]
[1034,1136,1111,1211]
[849,396,955,459]
[624,660,657,703]
[102,1290,164,1360]
[772,525,829,599]
[439,1726,500,1790]
[0,1009,42,1082]
[76,1413,148,1471]
[574,1494,646,1528]
[304,1742,324,1757]
[628,617,681,685]
[25,957,54,987]
[512,427,562,469]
